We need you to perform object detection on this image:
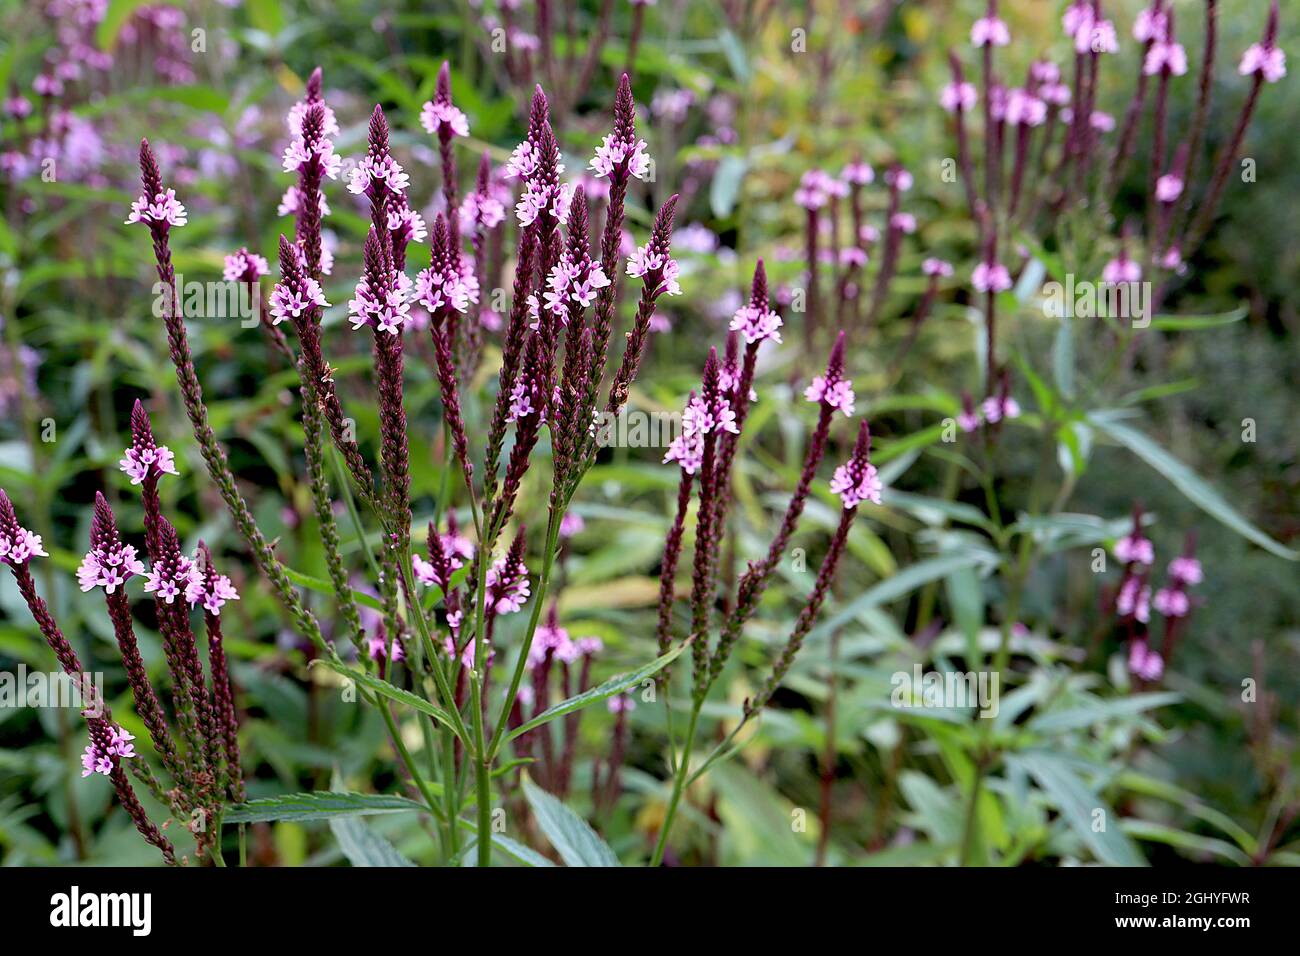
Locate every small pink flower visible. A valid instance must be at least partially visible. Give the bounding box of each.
[77,543,146,594]
[125,189,187,228]
[559,512,586,538]
[1239,43,1287,83]
[1133,7,1168,44]
[923,258,954,277]
[223,249,269,282]
[940,81,978,113]
[804,374,856,417]
[1128,640,1164,681]
[1168,556,1203,586]
[347,154,410,196]
[1144,41,1188,76]
[663,430,705,474]
[729,304,783,344]
[119,444,179,485]
[971,260,1012,293]
[971,16,1010,47]
[607,695,636,714]
[626,245,682,296]
[830,459,882,508]
[1155,174,1184,203]
[840,160,874,185]
[981,394,1020,424]
[1153,587,1190,618]
[589,134,651,180]
[0,526,46,565]
[890,212,917,234]
[1102,255,1142,284]
[1113,534,1154,566]
[1090,111,1116,132]
[1116,577,1151,622]
[270,277,330,326]
[1005,89,1047,127]
[144,553,203,605]
[419,100,470,137]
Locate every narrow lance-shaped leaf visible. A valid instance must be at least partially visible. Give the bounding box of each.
[311,659,461,735]
[506,642,687,742]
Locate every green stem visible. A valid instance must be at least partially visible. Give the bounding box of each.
[651,702,701,867]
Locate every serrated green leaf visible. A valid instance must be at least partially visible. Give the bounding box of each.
[506,643,686,742]
[1089,413,1298,560]
[310,659,460,734]
[1029,692,1181,734]
[1010,751,1147,866]
[521,777,620,867]
[223,791,427,824]
[329,815,416,866]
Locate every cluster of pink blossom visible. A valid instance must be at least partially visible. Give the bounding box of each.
[830,435,883,509]
[223,248,270,283]
[189,568,241,617]
[589,132,651,180]
[144,552,203,605]
[664,390,740,474]
[348,153,410,198]
[80,727,136,778]
[125,189,188,229]
[269,273,330,327]
[0,523,47,565]
[76,541,146,594]
[419,99,470,138]
[804,365,856,417]
[728,303,783,345]
[485,550,531,615]
[540,250,612,323]
[348,276,412,335]
[625,243,682,297]
[119,443,179,485]
[413,531,475,590]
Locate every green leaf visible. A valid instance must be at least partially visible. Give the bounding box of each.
[1089,413,1298,560]
[811,551,997,640]
[454,819,556,867]
[1010,752,1147,866]
[1029,692,1181,734]
[1052,314,1075,399]
[521,777,620,867]
[245,0,286,36]
[310,659,460,734]
[710,154,748,218]
[1121,820,1251,866]
[96,0,152,48]
[329,815,416,867]
[1150,305,1247,331]
[506,643,686,742]
[223,791,428,824]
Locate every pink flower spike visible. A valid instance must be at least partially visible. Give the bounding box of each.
[923,258,954,277]
[1153,587,1190,618]
[119,444,180,485]
[830,421,881,509]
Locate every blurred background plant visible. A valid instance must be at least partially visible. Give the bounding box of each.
[0,0,1294,866]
